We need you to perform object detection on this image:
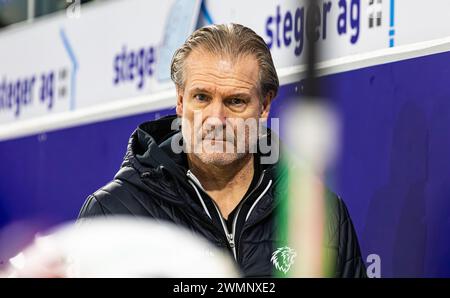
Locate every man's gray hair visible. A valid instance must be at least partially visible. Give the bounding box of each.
[170,23,279,100]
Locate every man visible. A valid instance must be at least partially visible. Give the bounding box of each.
[78,23,366,277]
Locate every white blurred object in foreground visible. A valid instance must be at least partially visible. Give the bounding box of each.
[3,217,240,278]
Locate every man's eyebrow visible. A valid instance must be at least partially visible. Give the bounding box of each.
[189,87,253,98]
[190,87,213,94]
[224,93,252,99]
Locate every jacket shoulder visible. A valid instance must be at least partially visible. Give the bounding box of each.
[77,175,148,219]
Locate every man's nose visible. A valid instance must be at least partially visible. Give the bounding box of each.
[205,99,227,125]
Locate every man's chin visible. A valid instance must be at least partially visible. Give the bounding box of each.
[194,152,246,167]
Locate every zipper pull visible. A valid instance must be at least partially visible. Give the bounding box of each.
[227,234,235,248]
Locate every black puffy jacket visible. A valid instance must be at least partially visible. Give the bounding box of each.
[78,115,366,277]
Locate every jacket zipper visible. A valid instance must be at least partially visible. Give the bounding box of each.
[187,169,268,261]
[187,170,237,258]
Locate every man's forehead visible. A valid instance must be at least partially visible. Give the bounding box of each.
[184,49,260,90]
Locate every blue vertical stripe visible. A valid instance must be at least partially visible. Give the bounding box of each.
[389,0,395,48]
[201,1,214,25]
[60,28,78,111]
[390,0,395,27]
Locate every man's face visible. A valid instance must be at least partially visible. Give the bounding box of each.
[176,49,271,167]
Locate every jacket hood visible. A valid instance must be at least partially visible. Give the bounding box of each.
[115,114,188,186]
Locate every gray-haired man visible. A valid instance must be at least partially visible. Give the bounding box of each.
[79,23,366,277]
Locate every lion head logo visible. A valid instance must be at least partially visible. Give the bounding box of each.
[271,246,297,274]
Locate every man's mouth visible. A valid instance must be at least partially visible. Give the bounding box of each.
[203,135,232,142]
[203,138,227,142]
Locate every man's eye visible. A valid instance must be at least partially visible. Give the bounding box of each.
[229,98,245,106]
[194,94,209,102]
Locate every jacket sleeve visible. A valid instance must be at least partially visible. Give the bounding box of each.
[78,195,108,219]
[336,198,367,278]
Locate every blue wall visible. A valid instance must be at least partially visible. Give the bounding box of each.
[1,51,450,277]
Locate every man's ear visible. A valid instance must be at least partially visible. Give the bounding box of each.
[176,87,184,116]
[260,90,274,120]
